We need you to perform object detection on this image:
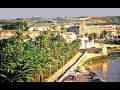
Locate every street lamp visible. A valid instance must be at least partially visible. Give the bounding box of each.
[49,63,53,77]
[41,68,44,82]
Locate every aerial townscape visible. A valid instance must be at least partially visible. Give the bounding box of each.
[0,16,120,82]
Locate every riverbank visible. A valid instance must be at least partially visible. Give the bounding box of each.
[83,49,120,65]
[84,55,109,65]
[81,50,120,82]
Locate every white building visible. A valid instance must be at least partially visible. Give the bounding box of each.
[81,36,94,49]
[35,27,47,31]
[62,32,76,43]
[28,26,48,31]
[28,27,35,31]
[63,25,71,29]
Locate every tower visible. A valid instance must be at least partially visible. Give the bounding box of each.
[79,20,85,35]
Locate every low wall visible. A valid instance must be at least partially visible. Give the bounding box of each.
[58,51,87,82]
[45,52,83,82]
[82,53,102,63]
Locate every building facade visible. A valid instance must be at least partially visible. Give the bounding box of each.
[79,20,120,36]
[0,30,41,39]
[62,32,76,43]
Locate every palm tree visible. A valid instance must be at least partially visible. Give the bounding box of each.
[0,27,81,82]
[1,38,39,82]
[100,30,107,39]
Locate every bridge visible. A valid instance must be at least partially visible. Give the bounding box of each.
[93,43,120,48]
[93,43,120,56]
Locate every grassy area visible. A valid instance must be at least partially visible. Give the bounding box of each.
[108,52,120,57]
[33,22,51,26]
[85,67,91,72]
[76,65,82,71]
[33,22,63,26]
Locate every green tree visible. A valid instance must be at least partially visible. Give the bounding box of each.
[100,30,107,38]
[2,21,28,30]
[89,33,97,39]
[0,28,81,82]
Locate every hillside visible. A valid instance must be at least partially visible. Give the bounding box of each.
[86,16,120,25]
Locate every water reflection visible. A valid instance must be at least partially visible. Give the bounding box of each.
[88,58,120,82]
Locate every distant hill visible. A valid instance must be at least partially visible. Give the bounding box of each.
[85,16,120,25]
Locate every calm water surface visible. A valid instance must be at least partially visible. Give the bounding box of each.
[88,58,120,82]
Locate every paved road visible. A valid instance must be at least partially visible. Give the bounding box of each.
[63,65,91,82]
[63,65,90,82]
[75,66,91,82]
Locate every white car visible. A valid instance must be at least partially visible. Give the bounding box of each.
[69,70,81,76]
[92,76,100,82]
[73,70,81,76]
[69,72,78,77]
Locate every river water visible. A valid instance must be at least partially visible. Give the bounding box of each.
[88,57,120,82]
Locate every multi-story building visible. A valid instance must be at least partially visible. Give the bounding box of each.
[79,20,120,36]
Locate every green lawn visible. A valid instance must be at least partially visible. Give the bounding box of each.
[33,22,63,26]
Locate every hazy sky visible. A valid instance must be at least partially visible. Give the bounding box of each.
[0,8,120,19]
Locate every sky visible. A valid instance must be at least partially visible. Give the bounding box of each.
[0,8,120,19]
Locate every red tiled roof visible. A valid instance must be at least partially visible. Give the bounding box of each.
[0,30,40,34]
[0,30,16,32]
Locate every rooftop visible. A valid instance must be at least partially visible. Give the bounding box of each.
[63,32,73,35]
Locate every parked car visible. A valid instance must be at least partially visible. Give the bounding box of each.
[92,76,100,82]
[69,72,78,77]
[73,70,81,75]
[64,75,76,82]
[69,70,81,76]
[89,71,97,78]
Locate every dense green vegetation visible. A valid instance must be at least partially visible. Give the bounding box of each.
[105,40,120,44]
[1,21,28,30]
[0,30,81,82]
